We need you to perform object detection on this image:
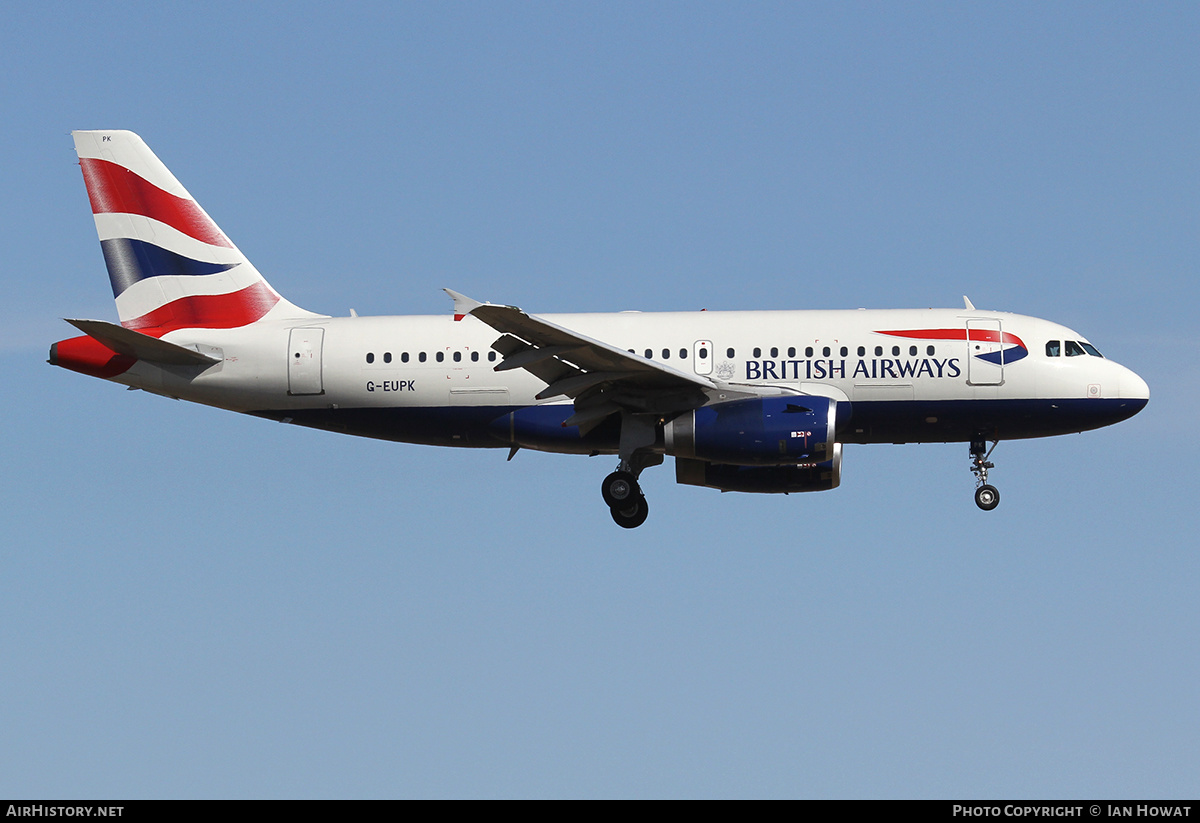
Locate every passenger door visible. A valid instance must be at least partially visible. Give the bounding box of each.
[966,319,1004,386]
[287,328,325,395]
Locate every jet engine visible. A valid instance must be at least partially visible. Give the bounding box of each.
[664,395,840,465]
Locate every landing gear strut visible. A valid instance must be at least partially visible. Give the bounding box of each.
[970,439,1000,511]
[599,412,664,528]
[598,413,663,528]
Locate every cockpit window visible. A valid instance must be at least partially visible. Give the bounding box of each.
[1080,342,1104,358]
[1046,341,1061,357]
[1064,340,1087,357]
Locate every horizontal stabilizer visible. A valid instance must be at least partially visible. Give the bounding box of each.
[65,318,220,366]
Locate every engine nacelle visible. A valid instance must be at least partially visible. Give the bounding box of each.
[675,444,842,494]
[665,396,840,466]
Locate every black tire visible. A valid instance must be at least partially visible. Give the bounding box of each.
[610,495,649,529]
[602,471,640,508]
[975,484,1000,511]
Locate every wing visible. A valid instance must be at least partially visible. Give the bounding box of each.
[445,289,714,430]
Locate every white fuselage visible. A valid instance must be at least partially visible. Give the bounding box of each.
[107,306,1149,452]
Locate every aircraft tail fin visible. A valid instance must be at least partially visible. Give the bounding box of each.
[72,130,323,337]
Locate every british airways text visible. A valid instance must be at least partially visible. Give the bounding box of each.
[744,357,962,381]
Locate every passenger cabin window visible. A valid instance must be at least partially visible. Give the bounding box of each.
[909,346,917,356]
[384,352,392,363]
[788,347,796,358]
[805,347,813,357]
[770,347,779,358]
[488,351,497,362]
[822,346,830,357]
[365,352,374,364]
[662,348,670,359]
[644,349,653,359]
[753,347,762,358]
[680,348,687,359]
[726,348,735,358]
[698,347,708,359]
[857,346,865,356]
[1046,341,1061,357]
[892,346,900,356]
[840,346,848,357]
[927,345,935,356]
[419,352,427,362]
[471,351,479,362]
[875,346,883,356]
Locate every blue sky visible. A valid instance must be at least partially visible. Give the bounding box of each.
[2,1,1197,798]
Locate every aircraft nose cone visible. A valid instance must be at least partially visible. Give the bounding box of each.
[1121,368,1150,402]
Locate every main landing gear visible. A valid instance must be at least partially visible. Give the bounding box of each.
[970,438,1000,511]
[602,469,649,529]
[602,412,660,529]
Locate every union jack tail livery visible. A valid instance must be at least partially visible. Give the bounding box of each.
[72,130,318,336]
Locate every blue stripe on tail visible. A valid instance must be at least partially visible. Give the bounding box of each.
[100,238,238,297]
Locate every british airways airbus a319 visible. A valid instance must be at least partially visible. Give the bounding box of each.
[50,131,1149,528]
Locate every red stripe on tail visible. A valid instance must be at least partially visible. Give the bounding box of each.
[123,281,280,336]
[79,158,234,249]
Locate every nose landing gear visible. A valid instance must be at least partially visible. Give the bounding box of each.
[970,439,1000,511]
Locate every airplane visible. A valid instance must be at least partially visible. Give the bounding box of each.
[50,130,1150,528]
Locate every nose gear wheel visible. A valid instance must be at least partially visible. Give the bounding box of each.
[970,439,1000,511]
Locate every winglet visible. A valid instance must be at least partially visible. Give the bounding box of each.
[963,295,976,311]
[443,289,484,321]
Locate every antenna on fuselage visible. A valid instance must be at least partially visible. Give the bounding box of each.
[963,295,976,311]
